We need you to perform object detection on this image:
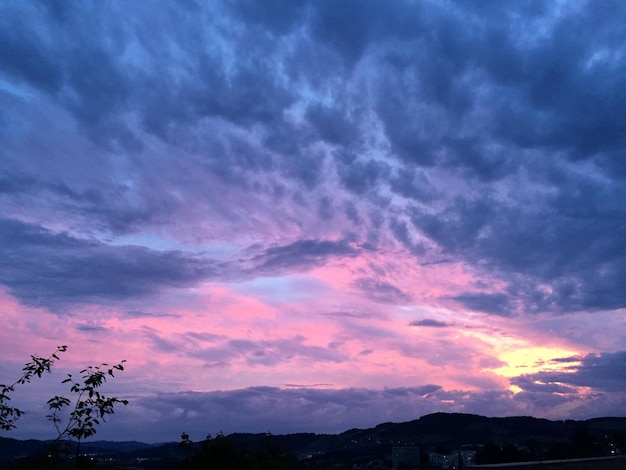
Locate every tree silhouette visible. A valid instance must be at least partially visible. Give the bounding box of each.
[0,346,128,467]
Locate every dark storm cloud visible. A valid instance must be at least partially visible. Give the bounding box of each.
[225,0,307,35]
[435,2,626,168]
[550,356,580,365]
[338,158,390,195]
[415,181,626,314]
[0,219,214,306]
[252,239,361,272]
[511,376,578,395]
[180,59,296,131]
[512,351,626,394]
[0,2,138,150]
[453,293,513,317]
[0,9,63,93]
[352,278,412,304]
[389,169,436,202]
[498,6,626,162]
[306,103,359,146]
[0,175,39,195]
[1,1,295,154]
[388,217,424,255]
[0,164,183,236]
[308,0,422,64]
[366,0,626,174]
[5,0,626,167]
[340,0,626,315]
[439,138,515,182]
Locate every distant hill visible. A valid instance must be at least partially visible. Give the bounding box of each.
[0,437,160,460]
[3,413,626,467]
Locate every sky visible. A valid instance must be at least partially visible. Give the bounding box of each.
[1,0,626,444]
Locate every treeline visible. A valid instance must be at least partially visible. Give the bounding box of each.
[178,433,304,470]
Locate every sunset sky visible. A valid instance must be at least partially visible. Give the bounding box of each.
[1,0,626,443]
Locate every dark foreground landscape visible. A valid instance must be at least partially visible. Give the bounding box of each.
[2,413,626,469]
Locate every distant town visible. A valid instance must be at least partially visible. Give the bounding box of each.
[2,413,626,469]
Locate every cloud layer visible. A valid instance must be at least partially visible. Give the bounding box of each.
[1,0,626,442]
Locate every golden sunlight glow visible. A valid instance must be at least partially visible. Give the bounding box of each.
[455,318,585,394]
[490,347,582,378]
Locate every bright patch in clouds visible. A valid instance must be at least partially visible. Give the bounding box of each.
[492,347,583,380]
